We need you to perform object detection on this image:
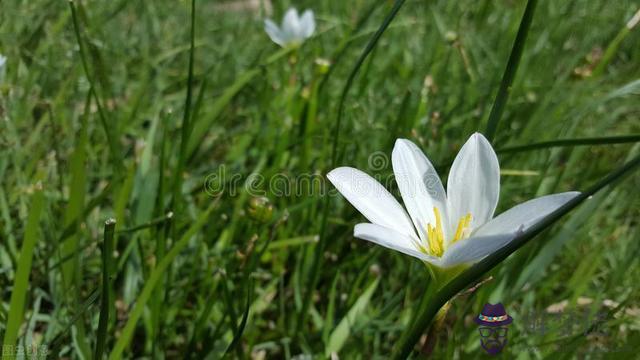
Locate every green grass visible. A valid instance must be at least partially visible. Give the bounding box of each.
[0,0,639,358]
[2,181,45,360]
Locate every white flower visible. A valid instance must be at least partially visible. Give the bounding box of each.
[264,8,315,48]
[327,133,579,269]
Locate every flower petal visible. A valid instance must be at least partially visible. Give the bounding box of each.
[354,223,437,262]
[473,192,581,237]
[264,19,285,46]
[392,139,448,243]
[439,233,515,268]
[446,133,500,232]
[0,54,5,84]
[300,10,315,38]
[282,8,301,41]
[327,167,416,238]
[439,191,581,268]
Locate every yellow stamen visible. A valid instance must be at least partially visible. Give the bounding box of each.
[434,207,444,246]
[453,213,473,243]
[425,207,446,257]
[427,224,435,255]
[425,209,473,257]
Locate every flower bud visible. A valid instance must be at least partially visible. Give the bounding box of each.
[445,31,458,43]
[247,196,274,223]
[314,58,331,75]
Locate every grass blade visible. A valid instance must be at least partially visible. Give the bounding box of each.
[325,278,379,356]
[484,0,538,141]
[47,288,101,357]
[223,279,254,358]
[60,91,90,288]
[497,134,640,153]
[172,0,197,213]
[185,280,220,358]
[592,9,640,77]
[94,218,116,360]
[2,182,45,358]
[68,1,122,174]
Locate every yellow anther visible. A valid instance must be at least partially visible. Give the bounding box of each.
[453,213,472,243]
[427,224,435,255]
[433,207,444,246]
[425,207,446,257]
[425,209,473,257]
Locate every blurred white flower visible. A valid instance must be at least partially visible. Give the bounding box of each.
[0,54,6,83]
[264,8,315,48]
[327,133,579,269]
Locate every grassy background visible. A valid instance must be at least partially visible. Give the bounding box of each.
[1,0,639,358]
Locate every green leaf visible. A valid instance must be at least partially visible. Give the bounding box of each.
[498,134,640,153]
[325,278,380,356]
[60,91,90,288]
[484,0,538,141]
[94,219,116,360]
[2,182,45,357]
